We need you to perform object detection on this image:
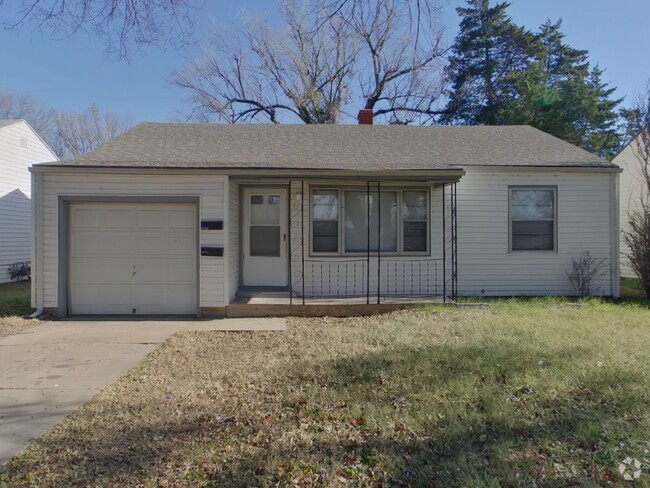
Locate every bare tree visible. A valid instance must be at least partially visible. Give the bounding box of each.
[54,104,131,158]
[0,90,130,158]
[172,0,447,124]
[0,0,203,59]
[332,0,447,123]
[622,82,650,298]
[0,91,57,141]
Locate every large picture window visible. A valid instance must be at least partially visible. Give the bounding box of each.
[345,191,398,252]
[311,187,429,255]
[509,187,556,251]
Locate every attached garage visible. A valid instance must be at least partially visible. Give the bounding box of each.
[67,202,198,315]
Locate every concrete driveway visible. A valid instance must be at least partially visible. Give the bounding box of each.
[0,318,286,466]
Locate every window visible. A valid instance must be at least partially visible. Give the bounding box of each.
[509,187,556,251]
[402,190,428,252]
[345,191,397,252]
[312,190,339,252]
[250,194,281,256]
[310,187,429,255]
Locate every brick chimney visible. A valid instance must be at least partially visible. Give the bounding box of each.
[357,109,374,125]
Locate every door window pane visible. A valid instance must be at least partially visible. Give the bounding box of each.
[250,226,280,256]
[251,197,280,225]
[345,191,397,252]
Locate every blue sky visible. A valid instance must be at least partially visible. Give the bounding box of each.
[1,0,648,123]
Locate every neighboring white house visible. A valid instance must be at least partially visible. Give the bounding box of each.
[614,132,649,279]
[0,120,58,284]
[30,116,622,317]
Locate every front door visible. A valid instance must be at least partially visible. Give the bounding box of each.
[243,188,288,287]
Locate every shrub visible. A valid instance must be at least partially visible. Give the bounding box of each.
[566,251,607,297]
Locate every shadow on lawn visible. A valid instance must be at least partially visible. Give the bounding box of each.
[2,340,647,486]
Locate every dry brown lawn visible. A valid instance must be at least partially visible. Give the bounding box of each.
[2,298,650,487]
[0,281,39,339]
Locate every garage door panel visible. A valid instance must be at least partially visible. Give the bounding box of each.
[105,209,136,229]
[71,208,100,228]
[71,232,135,256]
[70,257,132,283]
[71,284,133,314]
[170,210,196,229]
[69,202,197,315]
[166,285,198,309]
[169,235,196,254]
[131,257,195,283]
[137,209,167,229]
[135,234,170,256]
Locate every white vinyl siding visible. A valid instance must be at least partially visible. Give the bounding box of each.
[457,168,613,296]
[0,121,57,283]
[0,121,57,197]
[615,140,648,279]
[290,169,614,298]
[0,190,31,283]
[228,179,240,301]
[33,173,227,311]
[33,167,617,309]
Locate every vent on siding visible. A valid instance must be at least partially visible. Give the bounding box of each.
[19,136,28,148]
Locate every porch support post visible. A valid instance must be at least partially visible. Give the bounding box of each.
[377,180,381,304]
[366,180,370,305]
[289,180,293,305]
[301,180,305,305]
[453,182,458,299]
[442,183,446,303]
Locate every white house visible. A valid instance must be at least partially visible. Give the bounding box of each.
[30,114,622,317]
[0,120,58,284]
[614,132,649,279]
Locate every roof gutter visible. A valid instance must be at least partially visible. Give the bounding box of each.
[29,165,467,179]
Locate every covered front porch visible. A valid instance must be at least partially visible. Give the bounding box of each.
[227,171,461,316]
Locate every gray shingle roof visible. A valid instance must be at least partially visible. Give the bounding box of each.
[46,123,615,170]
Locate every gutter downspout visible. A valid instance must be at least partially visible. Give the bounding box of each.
[611,171,621,298]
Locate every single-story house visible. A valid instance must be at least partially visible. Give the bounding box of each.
[613,131,648,279]
[30,113,622,317]
[0,119,58,284]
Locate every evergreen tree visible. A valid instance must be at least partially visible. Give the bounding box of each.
[442,0,534,125]
[445,2,623,159]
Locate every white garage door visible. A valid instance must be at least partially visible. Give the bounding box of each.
[69,202,197,315]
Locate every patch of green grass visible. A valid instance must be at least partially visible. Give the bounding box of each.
[621,277,647,299]
[0,280,32,317]
[2,299,650,486]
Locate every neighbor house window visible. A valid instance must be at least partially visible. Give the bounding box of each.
[310,188,429,255]
[312,189,339,252]
[509,187,556,251]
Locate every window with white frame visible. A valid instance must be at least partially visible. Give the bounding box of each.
[509,187,556,251]
[311,188,429,255]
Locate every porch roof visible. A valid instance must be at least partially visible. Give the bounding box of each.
[35,123,615,171]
